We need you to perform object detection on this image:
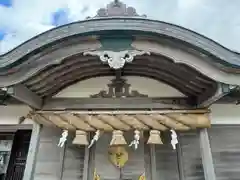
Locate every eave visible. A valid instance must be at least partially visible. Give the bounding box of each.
[1,18,240,71]
[0,3,239,109]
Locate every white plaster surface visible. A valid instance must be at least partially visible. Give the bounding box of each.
[0,105,33,124]
[210,104,240,124]
[55,76,185,98]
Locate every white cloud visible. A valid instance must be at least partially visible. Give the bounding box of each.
[177,0,202,10]
[0,0,240,54]
[0,0,63,53]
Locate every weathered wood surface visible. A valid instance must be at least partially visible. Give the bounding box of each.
[155,132,179,180]
[62,135,85,180]
[179,131,204,180]
[208,125,240,180]
[144,141,152,180]
[28,125,240,180]
[121,132,145,180]
[94,133,120,179]
[33,127,63,180]
[42,97,192,110]
[32,127,86,180]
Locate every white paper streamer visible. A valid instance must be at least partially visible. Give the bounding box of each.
[129,130,140,150]
[170,129,178,150]
[58,130,68,147]
[88,130,100,148]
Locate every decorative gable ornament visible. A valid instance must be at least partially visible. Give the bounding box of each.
[108,146,128,168]
[90,78,148,98]
[84,50,150,69]
[86,0,147,19]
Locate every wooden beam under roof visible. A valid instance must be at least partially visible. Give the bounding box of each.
[5,83,43,109]
[197,83,237,108]
[42,97,193,110]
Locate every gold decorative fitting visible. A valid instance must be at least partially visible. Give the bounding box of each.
[108,146,128,168]
[138,172,146,180]
[110,130,127,146]
[72,130,89,145]
[147,130,163,144]
[93,168,100,180]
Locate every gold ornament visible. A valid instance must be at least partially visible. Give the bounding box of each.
[93,168,100,180]
[108,146,128,168]
[138,172,146,180]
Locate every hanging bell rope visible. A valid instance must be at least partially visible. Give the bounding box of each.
[110,130,127,146]
[88,130,101,148]
[129,130,140,150]
[147,130,163,145]
[72,130,89,146]
[170,129,178,150]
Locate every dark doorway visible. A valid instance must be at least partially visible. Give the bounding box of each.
[4,130,32,180]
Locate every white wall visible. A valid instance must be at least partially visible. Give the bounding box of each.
[0,105,33,125]
[210,104,240,124]
[55,76,185,98]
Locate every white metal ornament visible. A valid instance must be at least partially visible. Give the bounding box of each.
[170,129,178,150]
[84,50,150,69]
[58,130,68,147]
[129,130,140,150]
[88,130,100,148]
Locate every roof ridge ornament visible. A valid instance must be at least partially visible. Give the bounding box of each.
[86,0,147,19]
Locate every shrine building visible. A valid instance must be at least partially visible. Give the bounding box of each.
[0,1,240,180]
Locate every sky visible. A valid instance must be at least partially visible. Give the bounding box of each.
[0,0,240,54]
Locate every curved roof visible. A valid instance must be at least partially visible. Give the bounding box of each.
[0,0,239,108]
[1,18,240,70]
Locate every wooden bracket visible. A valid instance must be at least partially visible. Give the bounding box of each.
[6,84,43,109]
[198,83,237,108]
